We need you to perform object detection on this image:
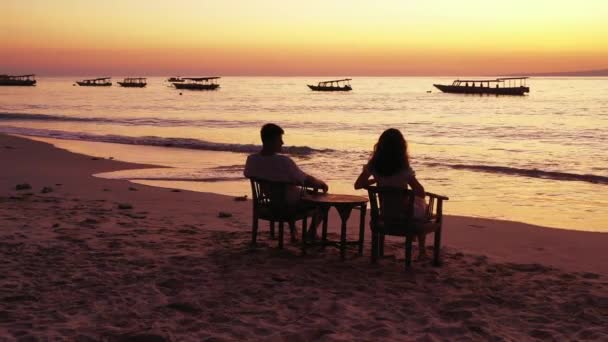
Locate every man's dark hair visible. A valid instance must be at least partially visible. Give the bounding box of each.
[260,123,284,144]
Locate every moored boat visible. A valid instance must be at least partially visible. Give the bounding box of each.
[118,77,147,88]
[433,77,530,96]
[307,78,352,91]
[172,77,220,90]
[76,77,112,87]
[0,74,36,86]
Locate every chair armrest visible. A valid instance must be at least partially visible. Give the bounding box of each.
[425,192,449,201]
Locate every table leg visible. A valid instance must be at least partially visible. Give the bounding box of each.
[335,204,353,260]
[321,206,329,243]
[358,203,367,256]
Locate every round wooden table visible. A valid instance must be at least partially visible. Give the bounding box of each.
[301,193,368,260]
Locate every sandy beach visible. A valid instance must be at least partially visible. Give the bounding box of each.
[1,133,607,341]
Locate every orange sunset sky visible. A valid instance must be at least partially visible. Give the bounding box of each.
[2,0,607,76]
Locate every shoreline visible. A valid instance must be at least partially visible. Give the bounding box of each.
[8,132,607,232]
[2,133,607,340]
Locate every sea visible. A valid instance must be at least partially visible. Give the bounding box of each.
[1,77,607,231]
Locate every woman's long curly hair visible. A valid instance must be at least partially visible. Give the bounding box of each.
[369,128,410,177]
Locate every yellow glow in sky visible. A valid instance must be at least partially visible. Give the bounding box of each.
[2,0,607,75]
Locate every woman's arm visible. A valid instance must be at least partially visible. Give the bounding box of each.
[354,165,376,189]
[408,176,425,197]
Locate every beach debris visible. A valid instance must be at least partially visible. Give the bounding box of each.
[41,186,53,194]
[128,186,138,191]
[15,183,32,191]
[218,211,232,218]
[234,195,248,201]
[118,203,133,210]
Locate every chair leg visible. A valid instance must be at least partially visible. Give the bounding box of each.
[289,221,297,243]
[433,225,442,267]
[278,221,284,249]
[322,208,329,241]
[405,235,413,268]
[379,235,385,257]
[301,218,308,255]
[252,217,259,246]
[371,231,378,263]
[270,221,275,239]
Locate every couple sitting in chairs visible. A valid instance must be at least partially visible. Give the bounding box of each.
[245,123,444,263]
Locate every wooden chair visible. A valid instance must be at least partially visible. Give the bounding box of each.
[366,186,449,268]
[248,177,317,249]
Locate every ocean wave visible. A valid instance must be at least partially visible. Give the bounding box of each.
[0,112,238,128]
[427,162,608,185]
[0,125,330,156]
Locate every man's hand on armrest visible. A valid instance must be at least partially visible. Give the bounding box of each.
[304,175,329,193]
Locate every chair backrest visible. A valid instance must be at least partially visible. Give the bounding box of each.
[249,177,300,214]
[366,186,416,226]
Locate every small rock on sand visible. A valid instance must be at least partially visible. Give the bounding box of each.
[218,212,232,218]
[128,187,138,191]
[171,189,181,192]
[118,203,133,210]
[15,183,32,191]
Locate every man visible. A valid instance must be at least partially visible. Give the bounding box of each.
[244,123,328,238]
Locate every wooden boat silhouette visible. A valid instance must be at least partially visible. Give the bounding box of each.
[76,77,112,86]
[0,74,36,86]
[434,77,529,96]
[172,77,220,90]
[118,77,147,88]
[308,78,352,91]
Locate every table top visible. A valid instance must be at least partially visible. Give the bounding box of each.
[302,192,368,204]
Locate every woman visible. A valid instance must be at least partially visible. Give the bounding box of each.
[354,128,429,259]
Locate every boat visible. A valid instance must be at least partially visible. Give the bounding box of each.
[307,78,352,91]
[172,77,220,90]
[433,77,530,96]
[76,77,112,86]
[117,77,147,88]
[167,77,184,83]
[0,74,36,86]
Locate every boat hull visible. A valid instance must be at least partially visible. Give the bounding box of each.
[0,80,36,86]
[173,83,219,90]
[308,85,352,91]
[77,81,112,87]
[433,84,529,96]
[118,82,146,88]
